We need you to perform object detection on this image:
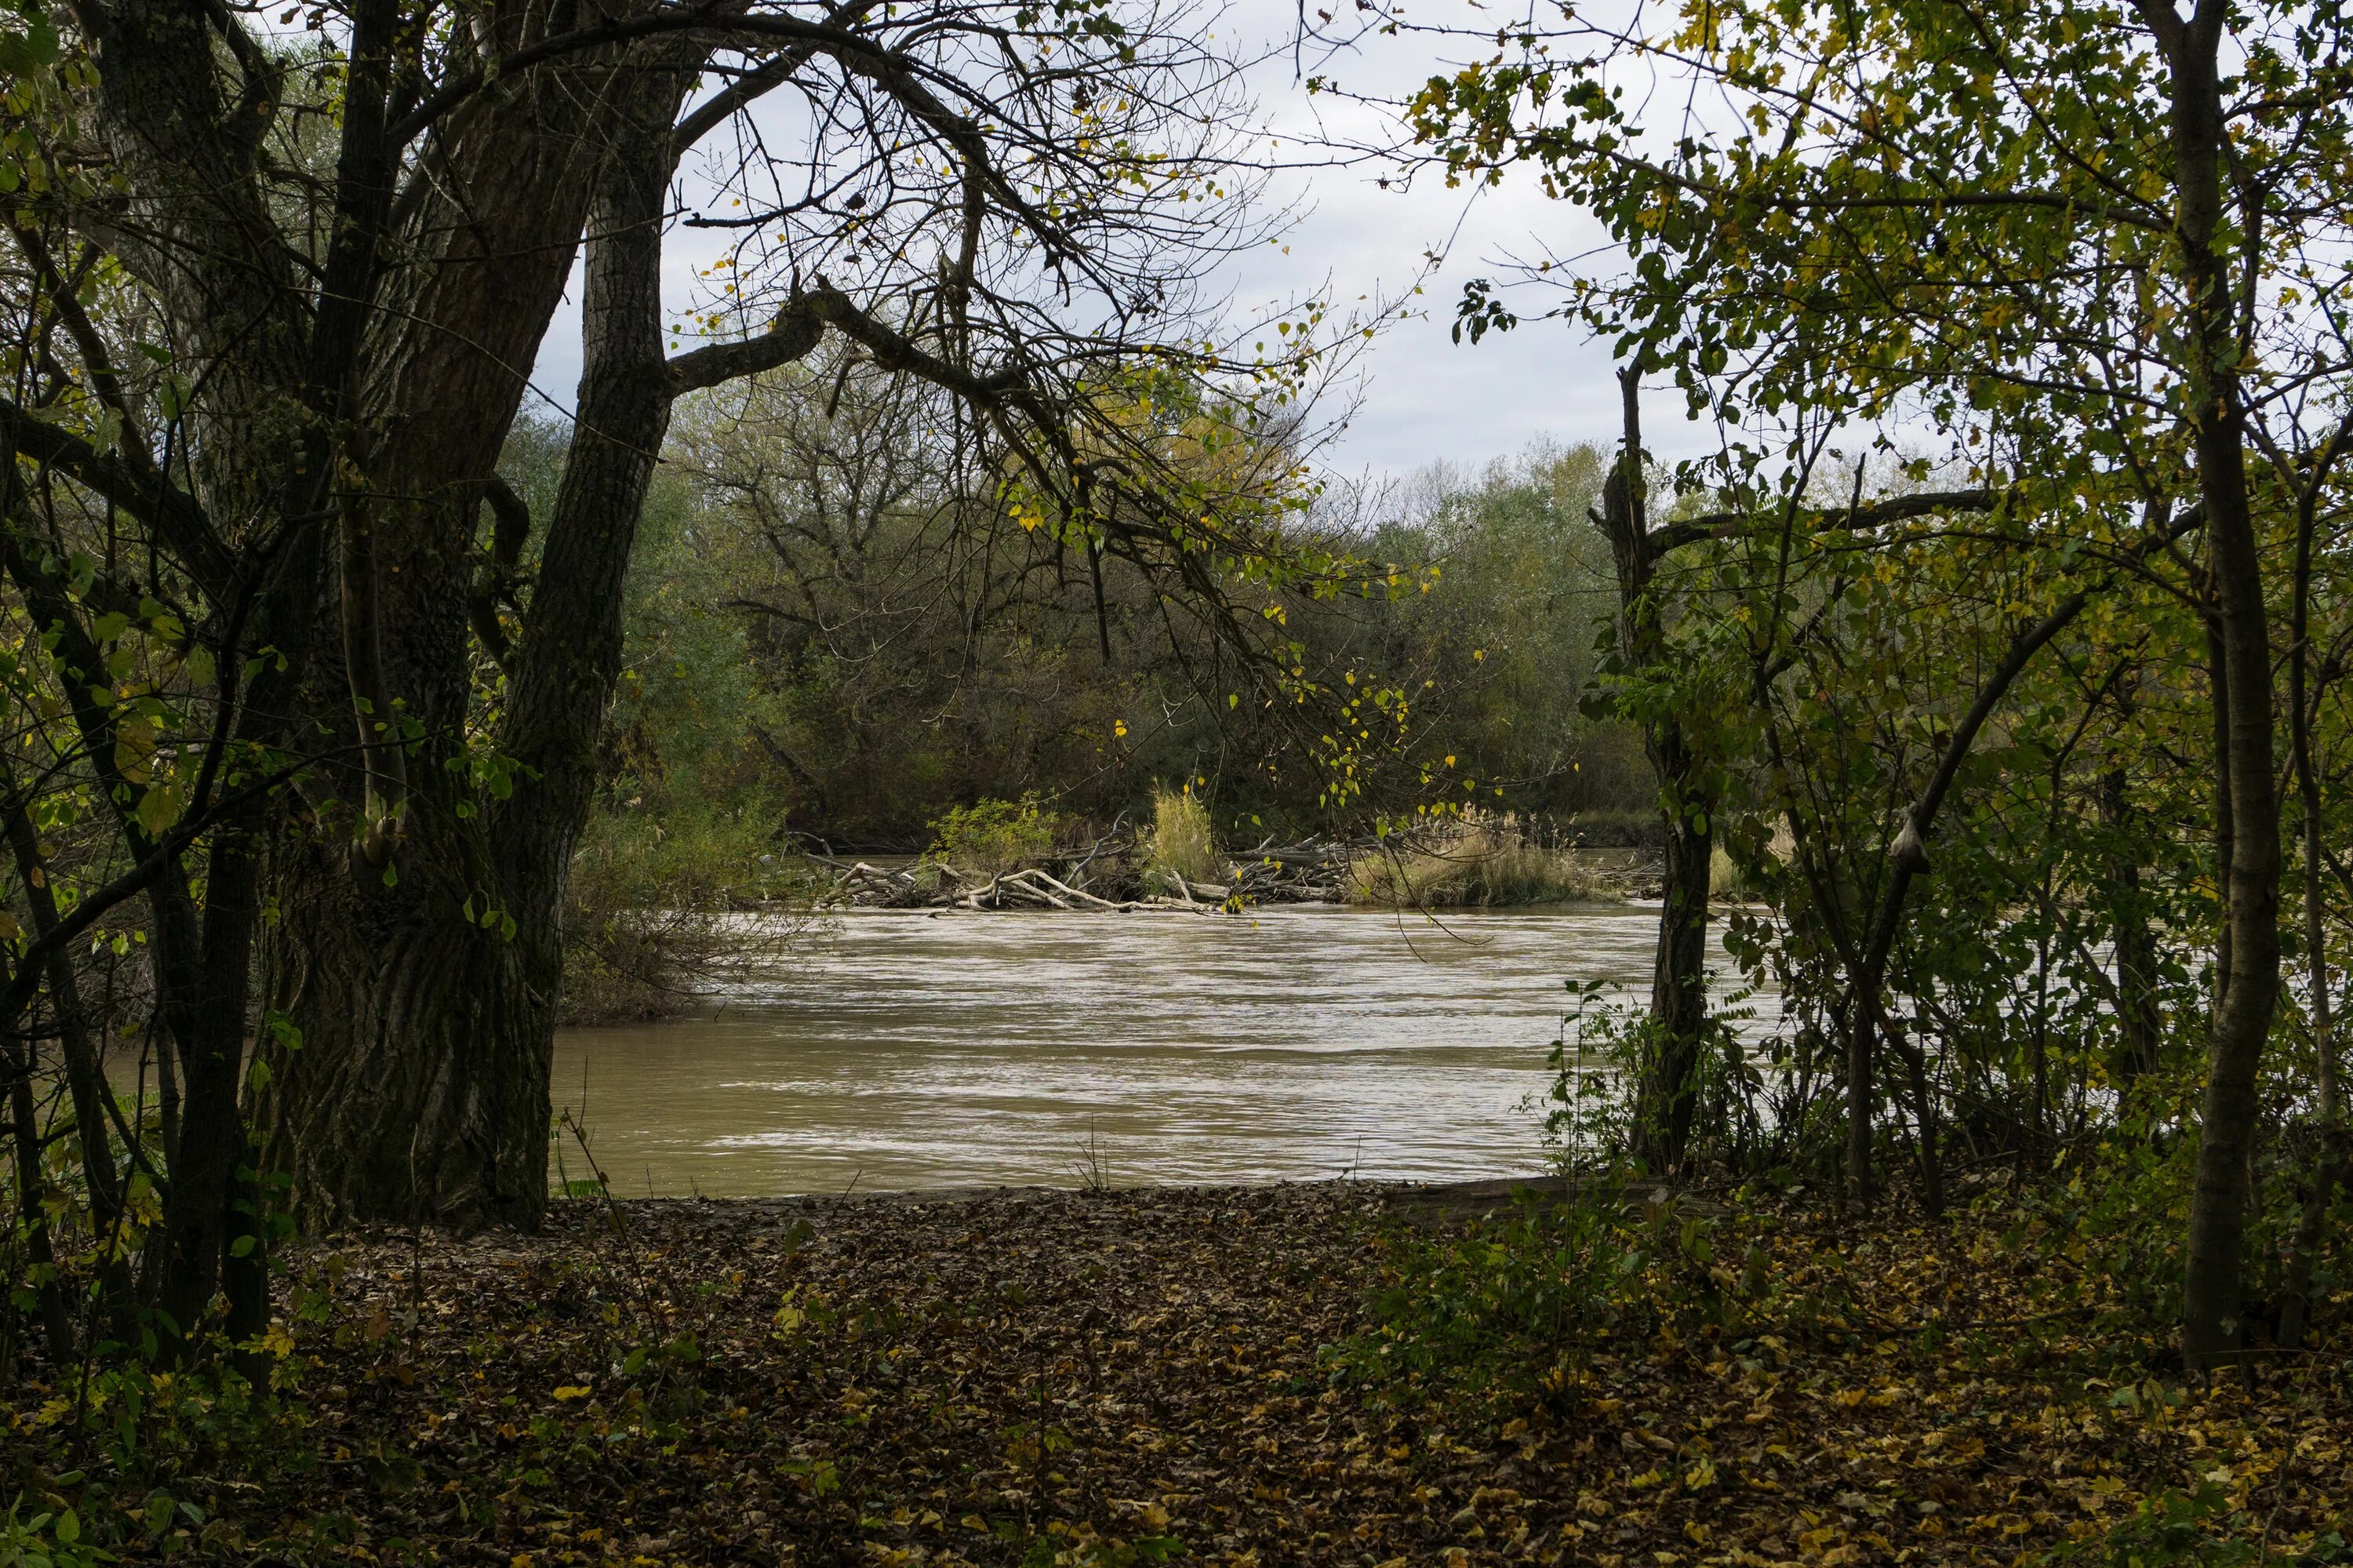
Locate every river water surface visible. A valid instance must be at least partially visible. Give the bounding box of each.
[553,904,1769,1196]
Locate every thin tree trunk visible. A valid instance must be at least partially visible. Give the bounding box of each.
[2206,620,2235,1019]
[2103,765,2164,1085]
[2,802,135,1331]
[2278,421,2345,1352]
[4,802,121,1229]
[1595,368,1713,1173]
[1842,589,2093,1204]
[1891,1020,1946,1217]
[2146,2,2283,1373]
[4,1042,75,1366]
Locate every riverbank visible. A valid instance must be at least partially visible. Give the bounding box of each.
[13,1179,2344,1566]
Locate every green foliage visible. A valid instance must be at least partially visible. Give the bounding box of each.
[927,793,1062,876]
[562,795,813,1025]
[655,373,1646,843]
[1331,1185,1729,1402]
[2042,1484,2350,1567]
[0,1494,109,1568]
[1540,979,1766,1173]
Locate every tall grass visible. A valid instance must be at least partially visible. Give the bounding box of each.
[1347,810,1619,908]
[1145,783,1224,888]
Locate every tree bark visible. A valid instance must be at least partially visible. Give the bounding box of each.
[1595,369,1713,1173]
[2103,764,2165,1085]
[259,35,610,1230]
[2144,0,2282,1373]
[260,24,824,1230]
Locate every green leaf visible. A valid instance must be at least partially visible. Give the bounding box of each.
[133,784,183,838]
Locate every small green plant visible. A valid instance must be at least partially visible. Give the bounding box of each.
[1538,979,1765,1173]
[1144,784,1222,890]
[929,793,1060,875]
[1329,1183,1732,1403]
[0,1493,111,1568]
[2041,1483,2350,1566]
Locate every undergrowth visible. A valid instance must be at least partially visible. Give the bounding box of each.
[926,794,1063,877]
[1331,1172,2353,1565]
[1143,784,1223,892]
[563,793,814,1024]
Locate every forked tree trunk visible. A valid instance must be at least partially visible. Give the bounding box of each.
[1595,369,1714,1172]
[259,57,606,1231]
[261,34,825,1229]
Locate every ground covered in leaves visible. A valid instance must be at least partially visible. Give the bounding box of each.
[9,1181,2351,1566]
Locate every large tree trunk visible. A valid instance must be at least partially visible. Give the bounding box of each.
[259,53,606,1231]
[261,869,551,1226]
[258,27,823,1230]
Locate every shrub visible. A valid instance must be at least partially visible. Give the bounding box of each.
[1144,783,1224,890]
[1538,980,1769,1175]
[926,793,1061,875]
[563,795,812,1025]
[1346,810,1618,908]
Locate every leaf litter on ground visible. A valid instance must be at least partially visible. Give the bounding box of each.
[7,1181,2348,1566]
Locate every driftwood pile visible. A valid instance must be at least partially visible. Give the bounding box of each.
[816,837,1362,911]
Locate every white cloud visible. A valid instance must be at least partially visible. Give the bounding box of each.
[526,0,1708,480]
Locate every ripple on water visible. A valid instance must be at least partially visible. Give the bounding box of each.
[550,904,1774,1196]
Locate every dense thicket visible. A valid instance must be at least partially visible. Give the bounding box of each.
[1387,0,2353,1367]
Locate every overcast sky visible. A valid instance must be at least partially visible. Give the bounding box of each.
[524,0,1698,485]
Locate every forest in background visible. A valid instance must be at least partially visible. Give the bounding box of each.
[552,355,1652,857]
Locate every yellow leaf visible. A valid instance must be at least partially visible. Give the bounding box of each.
[552,1384,592,1402]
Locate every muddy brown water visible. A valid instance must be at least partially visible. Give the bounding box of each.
[552,904,1772,1198]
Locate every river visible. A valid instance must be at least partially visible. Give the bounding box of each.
[551,904,1771,1197]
